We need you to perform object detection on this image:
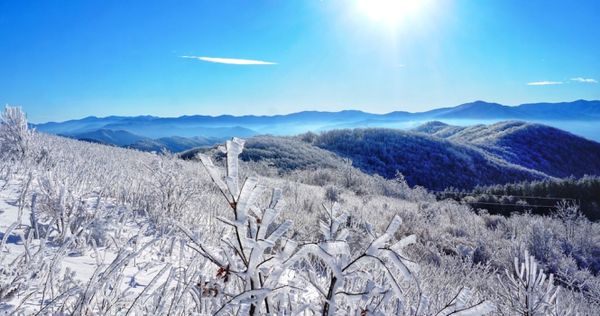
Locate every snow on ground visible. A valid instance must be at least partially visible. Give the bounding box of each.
[0,178,29,264]
[0,177,180,313]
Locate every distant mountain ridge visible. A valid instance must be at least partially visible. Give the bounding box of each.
[61,128,223,153]
[33,100,600,151]
[64,129,146,147]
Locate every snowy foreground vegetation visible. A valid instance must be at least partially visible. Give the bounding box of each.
[1,106,599,315]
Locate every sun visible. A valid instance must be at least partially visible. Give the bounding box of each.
[356,0,429,27]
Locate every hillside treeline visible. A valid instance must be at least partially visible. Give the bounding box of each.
[310,128,546,190]
[467,176,600,220]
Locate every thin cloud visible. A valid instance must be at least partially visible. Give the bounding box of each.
[180,55,276,65]
[527,81,563,86]
[571,77,598,83]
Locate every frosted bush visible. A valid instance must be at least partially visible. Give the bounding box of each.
[0,105,32,161]
[497,251,561,315]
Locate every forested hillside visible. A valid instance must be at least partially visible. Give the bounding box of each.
[181,135,347,172]
[311,128,548,190]
[467,176,600,220]
[414,121,600,178]
[179,122,600,191]
[129,135,221,152]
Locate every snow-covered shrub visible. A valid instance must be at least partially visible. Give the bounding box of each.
[0,221,81,313]
[0,105,32,161]
[143,156,202,228]
[554,200,582,242]
[497,251,561,315]
[324,184,342,202]
[35,169,95,244]
[0,157,14,190]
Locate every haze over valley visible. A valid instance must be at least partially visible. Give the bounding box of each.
[34,100,600,152]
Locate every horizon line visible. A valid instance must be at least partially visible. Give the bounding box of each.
[27,99,598,124]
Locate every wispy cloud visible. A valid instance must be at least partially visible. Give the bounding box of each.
[571,77,598,83]
[180,55,276,65]
[527,81,563,86]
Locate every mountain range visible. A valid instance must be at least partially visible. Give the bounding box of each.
[184,121,600,190]
[33,100,600,152]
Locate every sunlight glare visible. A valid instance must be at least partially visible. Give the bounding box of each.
[356,0,429,27]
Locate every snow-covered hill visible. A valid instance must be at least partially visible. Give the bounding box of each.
[2,107,600,314]
[413,121,600,179]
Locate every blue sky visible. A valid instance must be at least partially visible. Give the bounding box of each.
[1,0,599,122]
